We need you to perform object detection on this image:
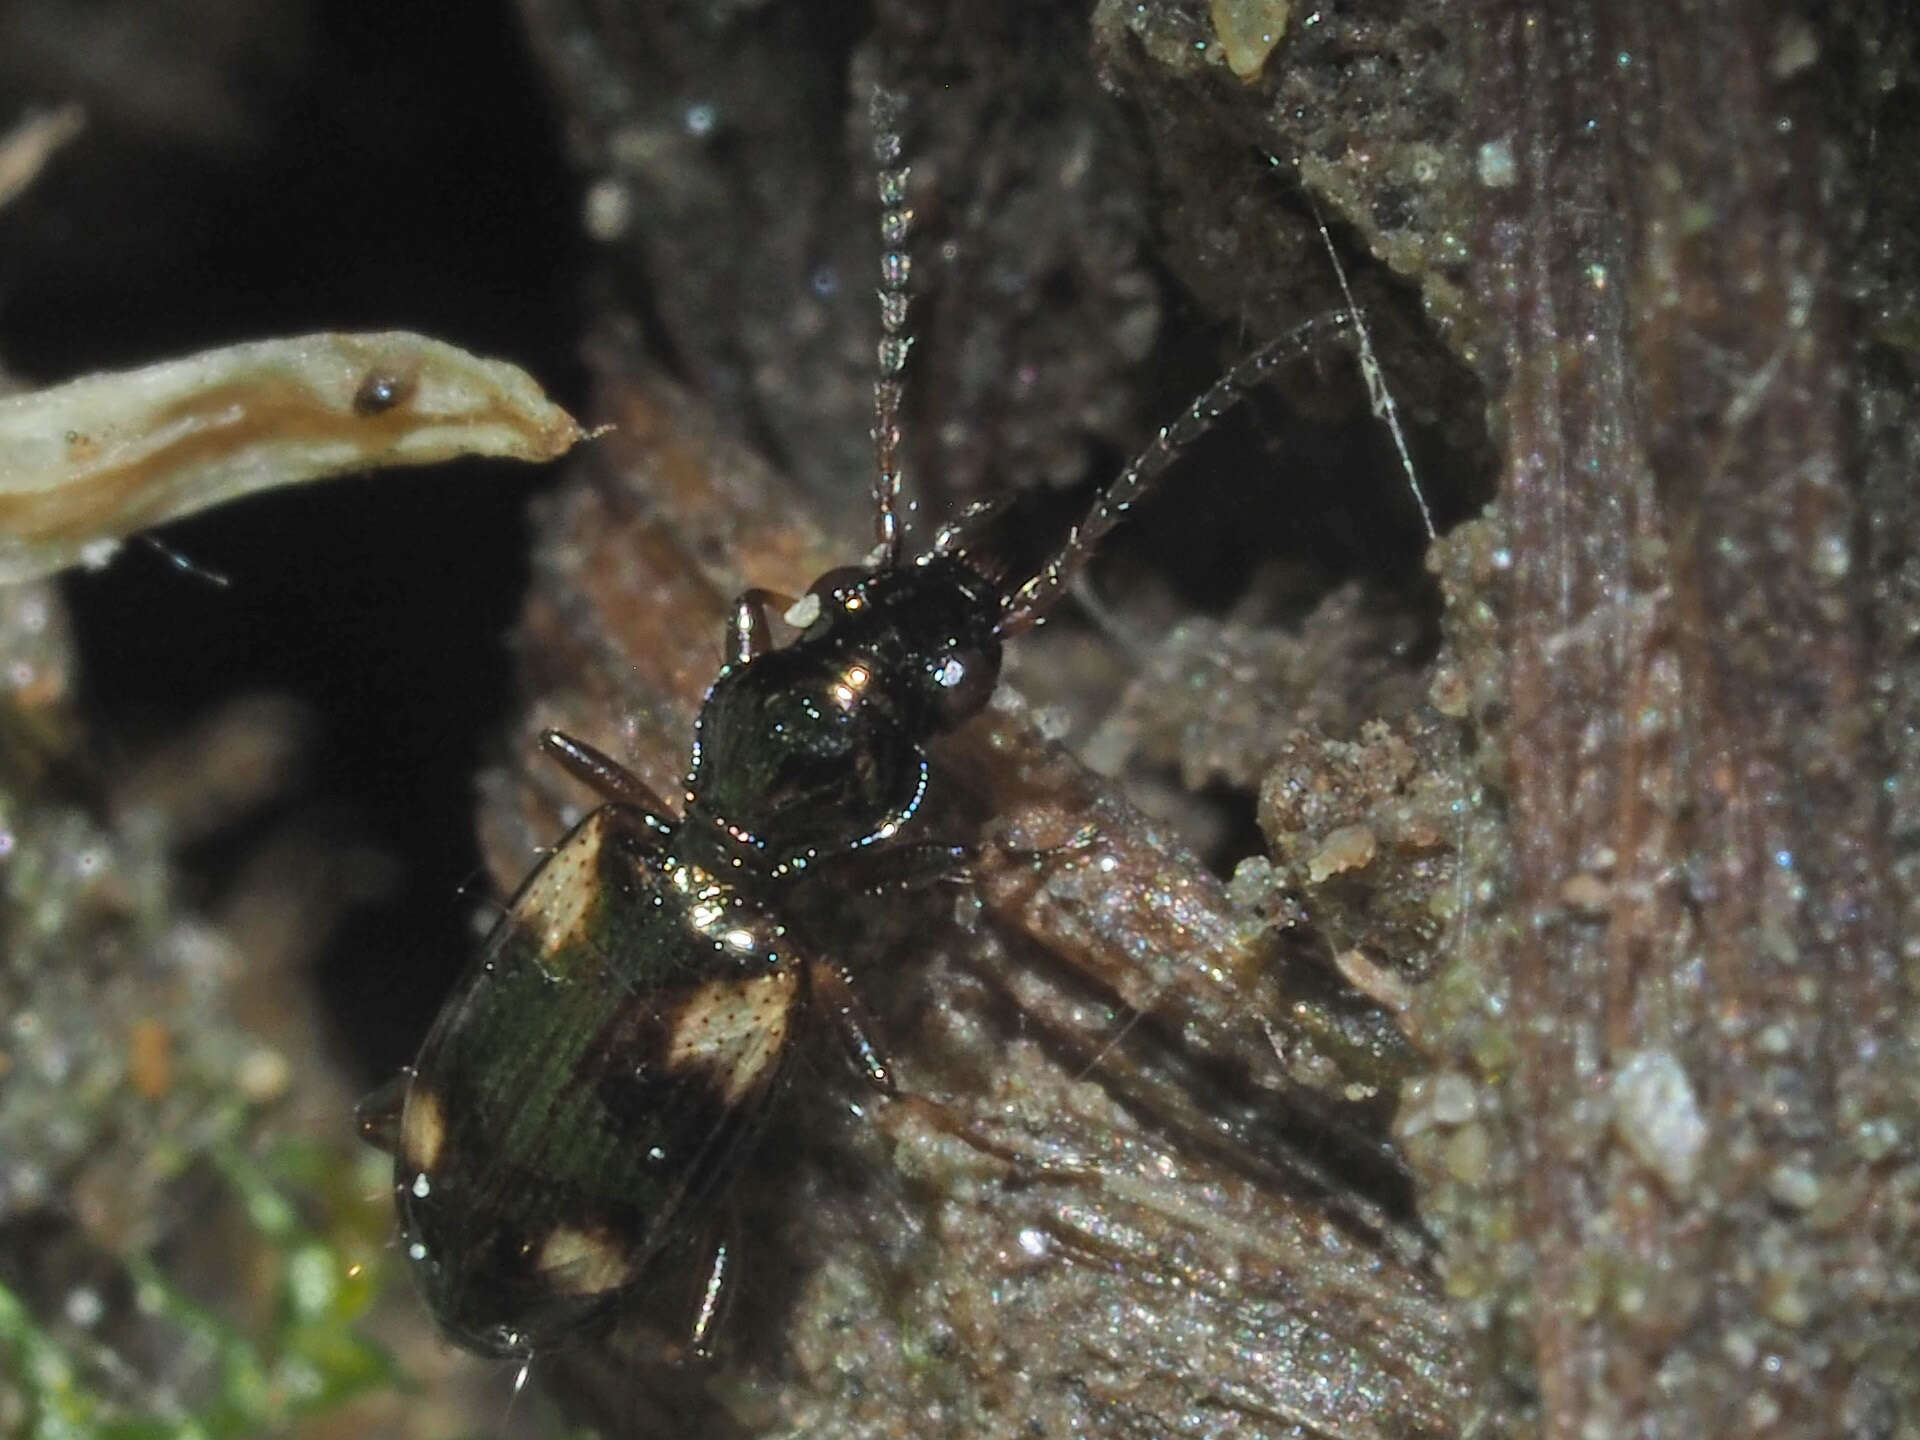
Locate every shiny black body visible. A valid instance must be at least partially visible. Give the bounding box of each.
[680,556,1002,882]
[358,551,1009,1358]
[357,86,1353,1363]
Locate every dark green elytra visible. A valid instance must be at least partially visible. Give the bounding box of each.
[357,556,1005,1358]
[351,169,1360,1352]
[365,805,806,1356]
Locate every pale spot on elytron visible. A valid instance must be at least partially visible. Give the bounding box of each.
[520,813,606,962]
[400,1085,448,1174]
[537,1224,634,1296]
[665,972,801,1103]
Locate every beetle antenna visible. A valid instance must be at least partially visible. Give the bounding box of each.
[997,308,1358,636]
[869,84,913,569]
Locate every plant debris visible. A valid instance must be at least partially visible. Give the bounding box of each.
[0,331,586,582]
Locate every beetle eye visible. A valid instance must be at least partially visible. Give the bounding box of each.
[928,647,997,726]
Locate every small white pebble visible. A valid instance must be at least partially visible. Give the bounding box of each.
[63,1286,104,1328]
[783,592,822,628]
[582,178,633,242]
[235,1047,291,1103]
[1032,705,1075,742]
[1429,1071,1478,1125]
[1477,139,1517,188]
[1767,1163,1820,1210]
[1611,1048,1707,1195]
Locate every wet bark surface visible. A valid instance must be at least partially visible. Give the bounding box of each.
[1415,2,1919,1434]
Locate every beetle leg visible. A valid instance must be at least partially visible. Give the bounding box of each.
[809,960,896,1095]
[803,840,973,897]
[993,821,1103,865]
[686,1224,735,1361]
[855,747,929,851]
[353,1069,409,1154]
[726,588,797,666]
[539,729,675,833]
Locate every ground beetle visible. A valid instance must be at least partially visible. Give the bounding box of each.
[358,90,1355,1362]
